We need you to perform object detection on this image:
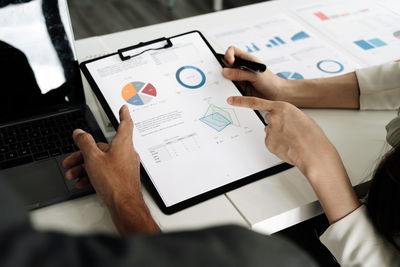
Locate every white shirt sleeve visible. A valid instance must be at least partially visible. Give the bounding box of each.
[356,62,400,110]
[320,205,400,267]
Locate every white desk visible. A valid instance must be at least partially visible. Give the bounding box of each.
[31,0,397,235]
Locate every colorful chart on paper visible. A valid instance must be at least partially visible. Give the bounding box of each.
[122,81,157,105]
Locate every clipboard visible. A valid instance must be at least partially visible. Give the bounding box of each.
[80,31,291,214]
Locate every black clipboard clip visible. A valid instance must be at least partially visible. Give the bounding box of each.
[118,37,173,61]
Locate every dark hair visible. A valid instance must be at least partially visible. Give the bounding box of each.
[366,144,400,249]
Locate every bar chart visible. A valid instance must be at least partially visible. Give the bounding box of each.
[265,37,286,48]
[354,38,387,50]
[295,0,400,64]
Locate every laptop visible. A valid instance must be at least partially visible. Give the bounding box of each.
[0,0,106,210]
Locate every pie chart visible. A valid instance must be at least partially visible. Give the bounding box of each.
[277,71,304,80]
[121,81,157,105]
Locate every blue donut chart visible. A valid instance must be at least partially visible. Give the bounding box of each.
[176,66,206,89]
[317,59,344,74]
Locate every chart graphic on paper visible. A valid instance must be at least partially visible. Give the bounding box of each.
[264,37,285,48]
[208,15,357,79]
[200,104,240,132]
[176,66,206,89]
[122,81,157,105]
[313,8,370,21]
[277,72,304,80]
[316,59,344,74]
[246,42,261,52]
[247,32,311,50]
[294,0,400,64]
[290,31,311,41]
[354,38,387,50]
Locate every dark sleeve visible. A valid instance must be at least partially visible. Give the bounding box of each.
[0,182,317,267]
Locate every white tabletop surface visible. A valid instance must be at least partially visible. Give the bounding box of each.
[30,0,397,235]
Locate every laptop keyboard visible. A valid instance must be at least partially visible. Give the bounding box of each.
[0,110,91,170]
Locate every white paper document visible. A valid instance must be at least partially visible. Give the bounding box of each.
[377,0,400,16]
[294,0,400,65]
[85,32,281,207]
[207,15,358,80]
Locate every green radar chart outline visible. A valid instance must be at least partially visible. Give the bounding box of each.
[199,104,240,132]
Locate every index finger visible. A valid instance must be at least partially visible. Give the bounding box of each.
[224,46,262,66]
[62,151,83,169]
[227,96,274,111]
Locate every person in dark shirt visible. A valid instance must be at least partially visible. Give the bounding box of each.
[0,105,317,267]
[0,1,317,265]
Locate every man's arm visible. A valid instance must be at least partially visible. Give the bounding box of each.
[62,106,160,235]
[0,150,317,267]
[109,191,160,234]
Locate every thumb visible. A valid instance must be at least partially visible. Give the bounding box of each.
[113,105,134,146]
[73,129,100,157]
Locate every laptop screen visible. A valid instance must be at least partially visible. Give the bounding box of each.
[0,0,85,124]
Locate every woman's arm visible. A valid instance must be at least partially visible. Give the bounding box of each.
[281,73,360,109]
[222,46,360,109]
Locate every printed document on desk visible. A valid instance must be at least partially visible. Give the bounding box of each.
[207,14,359,80]
[81,31,282,213]
[377,0,400,16]
[293,0,400,65]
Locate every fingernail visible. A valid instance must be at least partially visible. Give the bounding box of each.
[73,128,86,138]
[227,97,233,104]
[74,129,86,134]
[223,68,232,76]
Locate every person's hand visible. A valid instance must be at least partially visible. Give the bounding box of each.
[222,46,289,101]
[63,105,139,206]
[62,105,159,234]
[227,96,360,223]
[227,96,338,177]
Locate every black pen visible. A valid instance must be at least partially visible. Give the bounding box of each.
[216,53,267,73]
